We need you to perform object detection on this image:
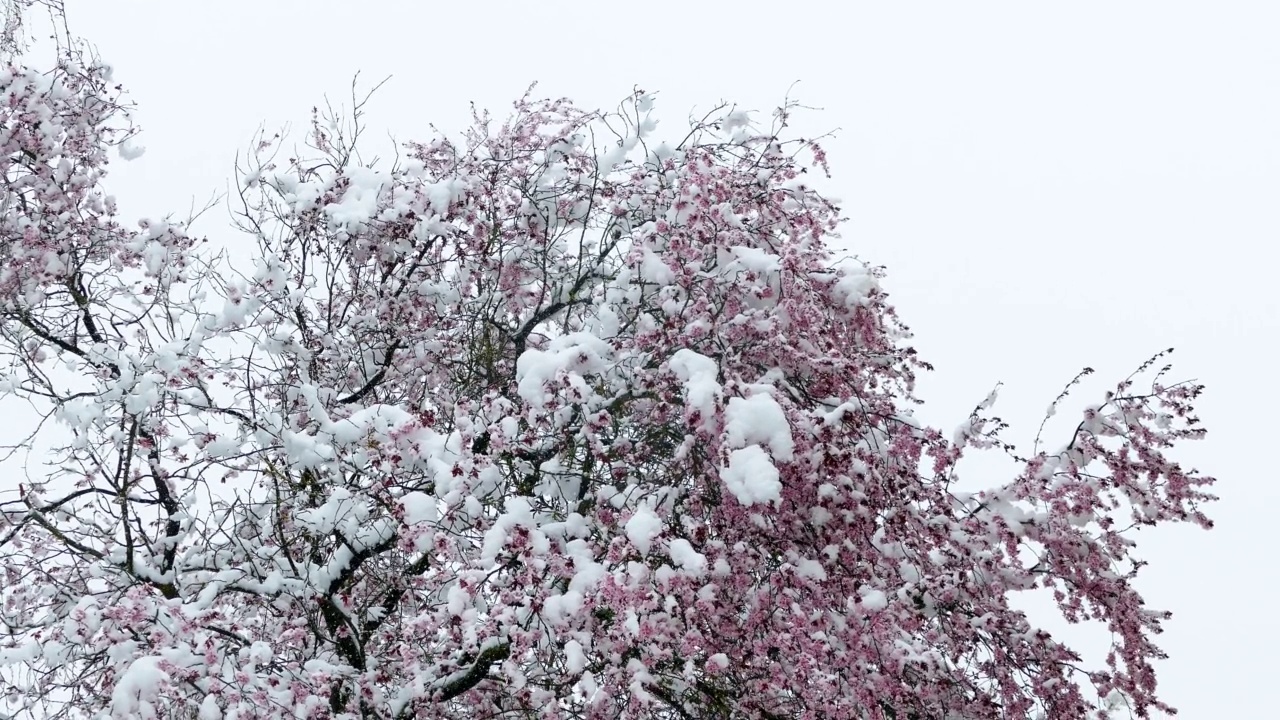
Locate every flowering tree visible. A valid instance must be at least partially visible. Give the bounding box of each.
[0,44,1215,720]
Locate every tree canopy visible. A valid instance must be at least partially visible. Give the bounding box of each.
[0,32,1215,720]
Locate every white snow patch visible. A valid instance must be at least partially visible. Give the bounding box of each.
[667,538,707,575]
[111,656,169,718]
[399,491,439,526]
[638,249,675,284]
[325,166,390,230]
[625,506,662,555]
[860,587,889,612]
[822,260,880,310]
[199,695,222,719]
[118,138,146,160]
[515,332,613,409]
[565,639,586,674]
[795,558,827,581]
[724,393,793,461]
[669,350,721,424]
[720,445,782,506]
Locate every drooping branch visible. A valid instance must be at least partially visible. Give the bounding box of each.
[435,643,511,703]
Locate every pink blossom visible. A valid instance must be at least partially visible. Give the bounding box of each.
[0,44,1214,720]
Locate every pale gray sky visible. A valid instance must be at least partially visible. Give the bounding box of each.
[25,1,1280,715]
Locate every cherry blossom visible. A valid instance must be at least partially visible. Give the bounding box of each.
[0,43,1214,720]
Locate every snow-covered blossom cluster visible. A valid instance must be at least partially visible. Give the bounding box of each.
[0,50,1214,720]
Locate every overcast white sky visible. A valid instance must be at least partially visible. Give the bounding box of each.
[14,0,1277,715]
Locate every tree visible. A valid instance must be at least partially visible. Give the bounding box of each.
[0,36,1215,720]
[0,0,68,61]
